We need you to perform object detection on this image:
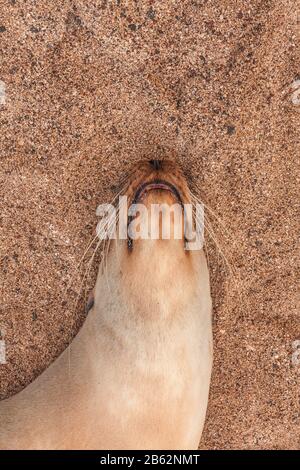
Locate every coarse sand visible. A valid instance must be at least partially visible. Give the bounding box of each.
[0,0,299,449]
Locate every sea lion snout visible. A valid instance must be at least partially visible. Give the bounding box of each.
[125,160,190,250]
[149,159,163,171]
[128,159,190,206]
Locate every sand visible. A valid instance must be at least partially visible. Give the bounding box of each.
[0,0,299,450]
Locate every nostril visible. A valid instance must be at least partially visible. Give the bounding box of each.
[149,160,162,171]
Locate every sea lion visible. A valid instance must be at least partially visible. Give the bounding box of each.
[0,159,213,450]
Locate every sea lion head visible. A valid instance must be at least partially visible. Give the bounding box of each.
[93,159,210,321]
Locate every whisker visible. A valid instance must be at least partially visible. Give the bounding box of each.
[62,233,99,302]
[62,190,124,314]
[191,199,245,311]
[191,201,239,294]
[191,193,234,243]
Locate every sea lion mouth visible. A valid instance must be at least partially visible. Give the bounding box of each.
[132,179,183,207]
[127,179,184,251]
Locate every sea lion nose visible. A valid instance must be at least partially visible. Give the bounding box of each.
[149,160,162,171]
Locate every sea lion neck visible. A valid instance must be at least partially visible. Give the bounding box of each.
[110,237,200,323]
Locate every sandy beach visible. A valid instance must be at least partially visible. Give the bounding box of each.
[0,0,299,449]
